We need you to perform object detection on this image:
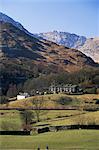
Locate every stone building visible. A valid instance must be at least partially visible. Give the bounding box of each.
[49,84,82,94]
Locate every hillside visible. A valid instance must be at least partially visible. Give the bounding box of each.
[79,38,99,63]
[36,31,99,62]
[0,12,98,95]
[0,22,97,73]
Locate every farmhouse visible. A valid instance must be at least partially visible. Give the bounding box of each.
[49,84,82,94]
[17,92,30,100]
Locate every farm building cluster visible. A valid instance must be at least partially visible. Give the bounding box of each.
[49,84,82,94]
[17,84,82,100]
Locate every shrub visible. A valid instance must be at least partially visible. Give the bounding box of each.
[84,87,97,94]
[0,96,9,104]
[96,88,99,94]
[95,99,99,104]
[57,97,72,105]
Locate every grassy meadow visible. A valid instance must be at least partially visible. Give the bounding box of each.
[0,130,99,150]
[0,94,99,130]
[4,93,99,109]
[0,109,99,130]
[0,94,99,149]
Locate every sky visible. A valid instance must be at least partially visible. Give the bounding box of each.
[0,0,99,37]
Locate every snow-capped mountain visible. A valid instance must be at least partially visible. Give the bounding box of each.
[0,12,34,37]
[36,31,99,62]
[36,31,87,49]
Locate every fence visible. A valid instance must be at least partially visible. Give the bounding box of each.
[36,124,99,133]
[0,130,30,135]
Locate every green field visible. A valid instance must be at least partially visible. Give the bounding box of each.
[36,110,99,127]
[0,94,99,130]
[0,130,99,150]
[0,94,99,149]
[0,110,99,130]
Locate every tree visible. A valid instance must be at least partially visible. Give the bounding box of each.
[0,96,9,107]
[20,110,34,131]
[31,97,44,122]
[93,75,99,85]
[7,84,18,98]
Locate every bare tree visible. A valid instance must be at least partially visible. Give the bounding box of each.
[20,110,34,131]
[31,97,44,122]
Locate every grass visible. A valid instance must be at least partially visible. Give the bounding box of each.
[0,94,99,130]
[35,111,99,127]
[0,110,99,130]
[0,110,21,131]
[0,94,99,149]
[0,130,99,150]
[0,110,81,130]
[5,93,99,109]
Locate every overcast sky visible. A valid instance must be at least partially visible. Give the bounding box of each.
[0,0,99,37]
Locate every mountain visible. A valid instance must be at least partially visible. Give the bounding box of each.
[36,31,87,49]
[79,38,99,63]
[36,31,99,62]
[0,12,98,95]
[0,12,34,37]
[0,22,97,72]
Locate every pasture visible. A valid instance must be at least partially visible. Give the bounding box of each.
[0,130,99,149]
[0,94,99,149]
[3,93,99,110]
[0,110,99,130]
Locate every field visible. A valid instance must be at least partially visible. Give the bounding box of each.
[0,94,99,149]
[4,93,99,109]
[36,110,99,126]
[0,94,99,130]
[0,109,99,130]
[0,130,99,150]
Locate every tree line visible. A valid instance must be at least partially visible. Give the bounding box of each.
[0,67,99,101]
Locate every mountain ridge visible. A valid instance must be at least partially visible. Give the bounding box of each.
[0,12,98,73]
[1,12,98,63]
[0,12,34,37]
[35,30,87,49]
[0,22,97,74]
[36,31,99,62]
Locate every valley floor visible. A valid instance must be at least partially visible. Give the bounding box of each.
[0,130,99,150]
[0,94,99,149]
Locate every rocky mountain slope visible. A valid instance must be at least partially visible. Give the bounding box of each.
[0,21,97,73]
[36,31,86,49]
[79,38,99,63]
[36,31,99,62]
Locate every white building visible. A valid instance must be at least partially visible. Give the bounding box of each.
[17,92,30,100]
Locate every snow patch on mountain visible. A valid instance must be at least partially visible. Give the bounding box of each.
[36,30,87,49]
